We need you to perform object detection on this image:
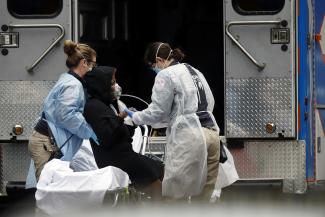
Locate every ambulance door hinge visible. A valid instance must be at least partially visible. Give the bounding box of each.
[304,97,308,105]
[304,112,308,120]
[307,33,311,49]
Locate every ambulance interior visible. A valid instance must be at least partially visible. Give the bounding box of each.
[77,0,225,134]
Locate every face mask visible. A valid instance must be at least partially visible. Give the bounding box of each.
[82,58,93,72]
[152,66,161,74]
[112,83,122,100]
[88,63,97,72]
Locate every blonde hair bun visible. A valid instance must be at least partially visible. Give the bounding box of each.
[64,40,78,56]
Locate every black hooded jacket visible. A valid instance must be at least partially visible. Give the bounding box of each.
[84,66,133,155]
[84,66,163,184]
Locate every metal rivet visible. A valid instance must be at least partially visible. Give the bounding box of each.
[1,49,9,56]
[1,24,9,31]
[266,122,276,134]
[281,45,288,51]
[13,125,23,135]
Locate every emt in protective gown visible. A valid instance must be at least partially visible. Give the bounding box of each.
[127,42,220,199]
[27,40,98,186]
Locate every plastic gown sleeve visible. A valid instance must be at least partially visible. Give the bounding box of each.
[132,72,174,126]
[52,84,93,139]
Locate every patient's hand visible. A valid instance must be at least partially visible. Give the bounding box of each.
[118,111,128,119]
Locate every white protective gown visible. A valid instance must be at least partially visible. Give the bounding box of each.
[132,63,219,198]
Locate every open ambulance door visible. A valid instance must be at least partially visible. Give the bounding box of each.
[224,0,295,139]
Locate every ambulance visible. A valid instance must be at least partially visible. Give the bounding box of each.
[0,0,324,195]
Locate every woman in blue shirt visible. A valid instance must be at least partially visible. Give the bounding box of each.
[27,40,97,183]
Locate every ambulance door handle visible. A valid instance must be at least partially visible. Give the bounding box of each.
[9,24,65,73]
[226,20,282,71]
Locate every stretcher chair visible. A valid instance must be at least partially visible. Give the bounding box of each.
[35,125,150,216]
[145,135,239,202]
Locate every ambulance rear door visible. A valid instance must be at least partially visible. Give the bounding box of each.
[224,0,296,139]
[0,0,72,140]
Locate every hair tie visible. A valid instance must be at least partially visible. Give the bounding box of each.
[166,48,172,60]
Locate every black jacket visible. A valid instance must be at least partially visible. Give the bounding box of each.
[84,66,163,185]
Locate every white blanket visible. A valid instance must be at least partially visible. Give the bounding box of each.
[70,127,143,172]
[36,159,129,216]
[70,140,99,171]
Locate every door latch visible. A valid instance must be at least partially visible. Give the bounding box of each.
[0,32,19,48]
[271,28,290,44]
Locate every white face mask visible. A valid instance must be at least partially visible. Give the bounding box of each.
[81,57,94,72]
[152,66,162,74]
[112,83,122,99]
[86,59,96,72]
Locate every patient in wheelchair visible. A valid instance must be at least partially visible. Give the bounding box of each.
[83,66,164,199]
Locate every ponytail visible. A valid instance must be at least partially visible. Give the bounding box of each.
[63,40,96,69]
[144,42,186,65]
[171,48,185,62]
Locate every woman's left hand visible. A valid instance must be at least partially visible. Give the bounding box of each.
[123,108,135,118]
[118,111,128,119]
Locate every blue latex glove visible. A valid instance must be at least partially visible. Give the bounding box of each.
[124,108,134,118]
[90,132,99,145]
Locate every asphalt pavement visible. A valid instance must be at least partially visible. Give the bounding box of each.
[0,183,324,217]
